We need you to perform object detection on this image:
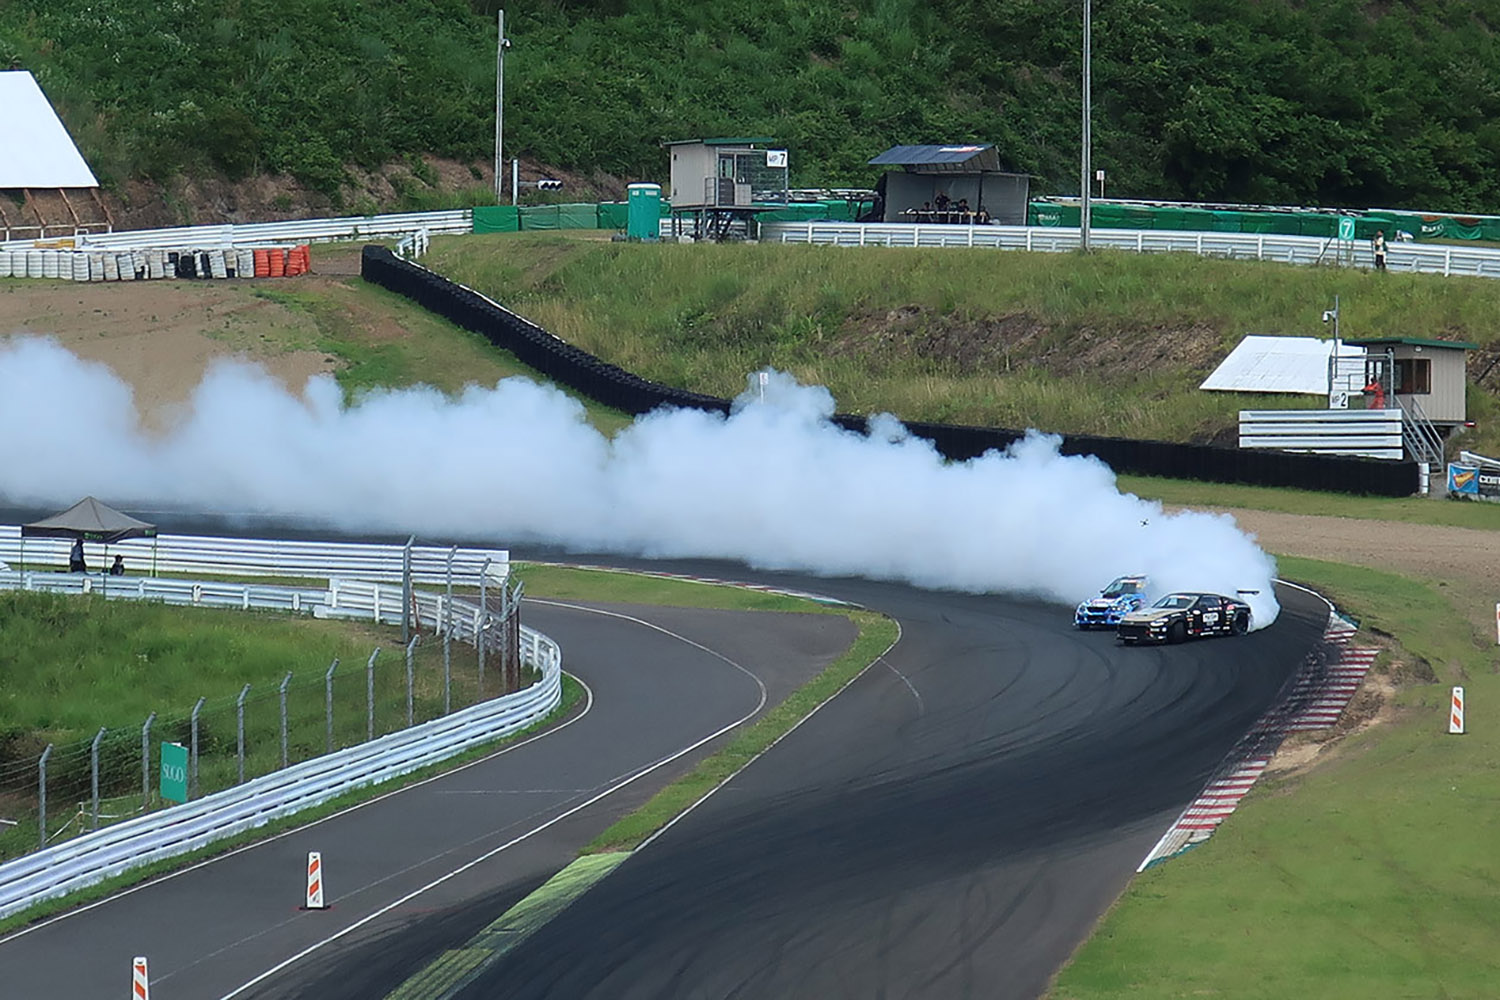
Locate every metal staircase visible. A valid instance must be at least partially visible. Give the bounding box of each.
[1398,395,1447,494]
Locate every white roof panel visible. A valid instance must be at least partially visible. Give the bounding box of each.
[1201,335,1366,395]
[0,71,99,188]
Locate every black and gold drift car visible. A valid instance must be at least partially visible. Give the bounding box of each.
[1115,592,1251,645]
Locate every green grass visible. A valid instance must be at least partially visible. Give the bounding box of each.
[514,562,834,612]
[422,234,1500,452]
[1051,557,1499,999]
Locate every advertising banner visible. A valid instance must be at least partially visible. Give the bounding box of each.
[1449,463,1500,499]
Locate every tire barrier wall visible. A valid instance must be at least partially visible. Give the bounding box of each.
[0,245,311,282]
[361,245,1421,497]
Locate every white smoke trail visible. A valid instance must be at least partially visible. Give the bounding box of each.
[0,336,1280,626]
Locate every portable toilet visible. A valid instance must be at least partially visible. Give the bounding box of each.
[627,183,661,240]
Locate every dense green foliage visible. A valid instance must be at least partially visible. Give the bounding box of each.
[4,0,1500,210]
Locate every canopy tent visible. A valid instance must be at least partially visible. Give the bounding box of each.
[19,497,157,575]
[21,496,156,543]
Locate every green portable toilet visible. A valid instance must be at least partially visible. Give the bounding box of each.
[627,183,662,240]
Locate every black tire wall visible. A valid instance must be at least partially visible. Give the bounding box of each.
[361,246,1420,497]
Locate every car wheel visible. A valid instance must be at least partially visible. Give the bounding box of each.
[1231,612,1249,636]
[1168,621,1187,644]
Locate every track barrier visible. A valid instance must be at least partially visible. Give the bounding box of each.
[1451,686,1465,734]
[305,850,326,909]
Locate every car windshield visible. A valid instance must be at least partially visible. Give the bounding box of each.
[1152,595,1195,609]
[1101,577,1143,598]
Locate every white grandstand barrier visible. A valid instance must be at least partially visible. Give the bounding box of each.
[0,627,560,920]
[0,527,509,588]
[762,222,1500,280]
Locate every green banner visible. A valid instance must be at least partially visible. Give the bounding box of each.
[472,205,519,233]
[160,741,188,803]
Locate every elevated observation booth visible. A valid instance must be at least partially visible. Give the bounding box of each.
[0,70,112,242]
[664,138,789,241]
[868,144,1030,225]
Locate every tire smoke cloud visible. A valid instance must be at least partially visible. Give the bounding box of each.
[0,337,1280,626]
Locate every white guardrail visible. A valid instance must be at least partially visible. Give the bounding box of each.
[0,530,559,920]
[762,222,1500,279]
[0,209,470,252]
[0,527,508,587]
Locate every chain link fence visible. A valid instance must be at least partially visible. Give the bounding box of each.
[0,582,524,862]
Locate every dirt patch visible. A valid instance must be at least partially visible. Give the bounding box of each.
[0,279,336,427]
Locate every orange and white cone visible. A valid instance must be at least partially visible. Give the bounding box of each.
[1450,686,1466,735]
[305,851,327,910]
[132,956,149,999]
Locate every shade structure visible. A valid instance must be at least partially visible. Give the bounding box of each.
[21,496,157,543]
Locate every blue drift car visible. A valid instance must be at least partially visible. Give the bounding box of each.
[1074,575,1148,629]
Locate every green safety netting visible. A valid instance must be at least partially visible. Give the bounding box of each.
[1024,200,1500,242]
[473,205,519,233]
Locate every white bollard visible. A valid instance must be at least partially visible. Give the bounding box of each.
[132,956,149,999]
[305,850,326,909]
[1450,686,1465,735]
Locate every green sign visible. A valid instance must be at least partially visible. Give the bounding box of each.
[1338,215,1356,241]
[160,742,188,804]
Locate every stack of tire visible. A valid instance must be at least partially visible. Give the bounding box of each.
[0,244,311,281]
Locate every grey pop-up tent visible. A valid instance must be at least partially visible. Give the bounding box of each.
[20,496,157,573]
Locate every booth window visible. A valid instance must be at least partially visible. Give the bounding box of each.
[1395,358,1431,394]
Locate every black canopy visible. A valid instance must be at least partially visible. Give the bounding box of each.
[21,497,157,544]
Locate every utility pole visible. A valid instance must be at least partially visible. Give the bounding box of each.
[1080,0,1092,252]
[494,10,510,203]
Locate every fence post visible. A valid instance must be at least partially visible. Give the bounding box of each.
[141,712,156,812]
[444,547,455,715]
[279,672,293,769]
[366,648,379,742]
[190,697,205,800]
[236,684,251,784]
[90,727,106,830]
[325,659,338,754]
[401,536,414,645]
[405,636,418,727]
[479,558,491,697]
[38,744,52,850]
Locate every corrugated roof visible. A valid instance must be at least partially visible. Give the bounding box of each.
[868,144,994,166]
[662,137,777,147]
[1345,336,1477,351]
[1200,335,1366,394]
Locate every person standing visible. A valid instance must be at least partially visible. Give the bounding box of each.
[69,538,87,573]
[1372,229,1388,270]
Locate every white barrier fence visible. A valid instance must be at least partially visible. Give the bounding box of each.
[0,631,560,920]
[0,527,508,588]
[0,209,470,253]
[1238,408,1406,460]
[763,222,1500,279]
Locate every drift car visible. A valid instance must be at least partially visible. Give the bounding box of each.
[1074,575,1149,629]
[1116,592,1251,645]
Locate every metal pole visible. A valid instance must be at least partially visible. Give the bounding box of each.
[478,558,490,697]
[38,744,52,850]
[494,10,507,202]
[190,697,205,799]
[367,648,379,742]
[401,536,413,645]
[90,727,105,830]
[512,158,519,207]
[325,658,338,754]
[1080,0,1092,252]
[141,712,156,812]
[406,636,417,727]
[444,547,455,715]
[279,672,293,769]
[236,684,251,784]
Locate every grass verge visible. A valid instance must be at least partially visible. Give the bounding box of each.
[1049,556,1500,999]
[583,608,897,853]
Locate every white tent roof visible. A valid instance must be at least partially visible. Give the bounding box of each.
[0,71,99,188]
[1200,335,1366,394]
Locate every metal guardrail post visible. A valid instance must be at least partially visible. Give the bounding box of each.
[366,648,379,742]
[190,698,205,799]
[406,637,418,727]
[236,684,251,784]
[402,536,414,645]
[38,745,52,850]
[90,727,106,830]
[479,558,490,697]
[444,547,456,715]
[141,712,156,812]
[325,659,338,754]
[279,672,293,769]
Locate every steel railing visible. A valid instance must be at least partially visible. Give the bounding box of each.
[0,209,471,252]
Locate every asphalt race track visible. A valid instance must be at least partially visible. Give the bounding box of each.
[0,509,1329,999]
[448,565,1329,1000]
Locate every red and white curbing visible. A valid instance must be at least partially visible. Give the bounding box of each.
[1138,610,1373,870]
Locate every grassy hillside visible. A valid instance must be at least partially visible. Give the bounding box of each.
[4,0,1500,211]
[423,234,1500,453]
